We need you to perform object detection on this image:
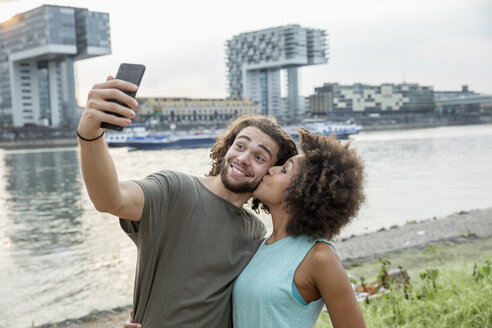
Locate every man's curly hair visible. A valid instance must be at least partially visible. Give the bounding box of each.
[283,129,365,240]
[206,113,298,211]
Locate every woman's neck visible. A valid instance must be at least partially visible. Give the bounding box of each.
[266,205,291,244]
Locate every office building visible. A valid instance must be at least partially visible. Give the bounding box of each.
[0,5,111,127]
[226,25,328,120]
[309,83,434,115]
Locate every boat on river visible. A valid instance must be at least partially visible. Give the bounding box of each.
[105,123,151,147]
[127,130,218,150]
[284,121,362,140]
[107,121,361,150]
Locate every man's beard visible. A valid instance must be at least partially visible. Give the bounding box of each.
[219,158,261,194]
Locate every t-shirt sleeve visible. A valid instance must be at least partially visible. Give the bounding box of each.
[119,170,178,244]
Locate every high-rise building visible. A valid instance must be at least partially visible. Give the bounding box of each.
[225,25,328,120]
[0,5,111,127]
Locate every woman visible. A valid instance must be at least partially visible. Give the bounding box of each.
[232,129,367,327]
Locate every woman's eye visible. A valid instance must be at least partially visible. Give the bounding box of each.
[281,167,286,173]
[236,144,243,150]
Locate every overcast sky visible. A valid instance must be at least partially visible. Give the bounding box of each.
[1,0,491,106]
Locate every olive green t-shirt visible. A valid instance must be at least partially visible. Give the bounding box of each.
[120,170,266,328]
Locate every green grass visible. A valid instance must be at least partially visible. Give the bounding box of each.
[316,238,492,328]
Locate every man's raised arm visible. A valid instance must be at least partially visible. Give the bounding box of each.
[78,76,144,221]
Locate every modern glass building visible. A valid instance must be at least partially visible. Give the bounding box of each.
[0,5,111,127]
[225,25,328,120]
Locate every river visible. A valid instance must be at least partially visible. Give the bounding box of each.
[1,124,491,327]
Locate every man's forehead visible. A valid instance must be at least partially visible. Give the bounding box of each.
[236,127,278,154]
[237,127,275,144]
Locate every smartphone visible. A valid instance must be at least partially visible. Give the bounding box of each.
[101,63,146,131]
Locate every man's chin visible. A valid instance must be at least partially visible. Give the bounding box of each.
[223,182,257,194]
[221,176,260,194]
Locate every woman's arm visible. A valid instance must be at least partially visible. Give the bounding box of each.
[311,243,366,328]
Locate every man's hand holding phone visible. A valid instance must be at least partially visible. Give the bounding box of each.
[78,63,146,140]
[77,76,138,140]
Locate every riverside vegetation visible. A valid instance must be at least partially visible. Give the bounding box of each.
[315,237,492,328]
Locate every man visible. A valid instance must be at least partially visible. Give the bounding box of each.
[77,76,297,327]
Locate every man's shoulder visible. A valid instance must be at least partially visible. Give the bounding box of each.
[134,170,198,198]
[141,170,195,184]
[241,208,267,236]
[241,207,259,220]
[146,169,189,179]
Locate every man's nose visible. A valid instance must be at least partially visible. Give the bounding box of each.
[237,151,251,165]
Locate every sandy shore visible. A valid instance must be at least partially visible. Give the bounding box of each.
[37,207,492,328]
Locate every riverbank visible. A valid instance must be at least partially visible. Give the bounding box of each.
[336,207,492,265]
[317,236,492,328]
[36,207,492,328]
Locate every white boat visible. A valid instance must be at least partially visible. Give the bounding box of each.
[284,121,362,139]
[105,123,151,147]
[127,130,218,150]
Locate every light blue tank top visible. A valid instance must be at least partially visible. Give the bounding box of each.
[232,235,335,328]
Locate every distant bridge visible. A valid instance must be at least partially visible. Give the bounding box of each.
[435,95,492,106]
[435,94,492,114]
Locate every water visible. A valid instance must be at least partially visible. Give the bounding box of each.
[1,124,491,327]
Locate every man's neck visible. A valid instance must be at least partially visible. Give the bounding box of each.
[198,176,252,208]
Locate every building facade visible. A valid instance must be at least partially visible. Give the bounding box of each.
[226,25,327,120]
[136,97,261,123]
[309,82,434,115]
[0,5,111,127]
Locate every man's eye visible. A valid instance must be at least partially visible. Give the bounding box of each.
[256,155,265,162]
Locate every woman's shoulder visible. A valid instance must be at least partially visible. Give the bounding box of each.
[305,241,349,291]
[308,240,341,269]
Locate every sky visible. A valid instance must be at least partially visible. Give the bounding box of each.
[1,0,491,106]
